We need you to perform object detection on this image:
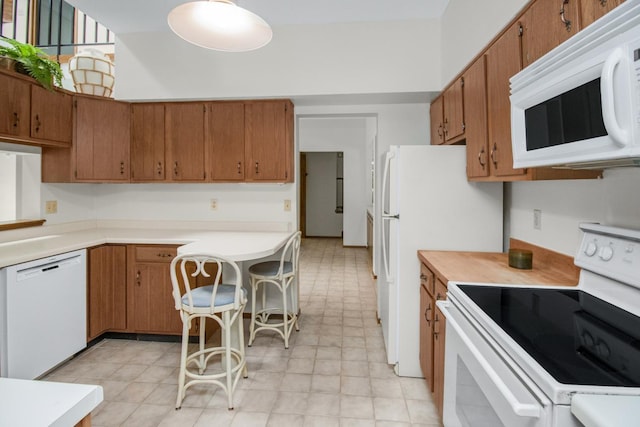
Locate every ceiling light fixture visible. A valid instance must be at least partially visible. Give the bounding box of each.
[168,0,272,52]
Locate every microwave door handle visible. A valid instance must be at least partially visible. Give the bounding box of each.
[439,301,542,419]
[601,47,630,147]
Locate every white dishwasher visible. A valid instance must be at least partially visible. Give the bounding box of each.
[0,249,87,379]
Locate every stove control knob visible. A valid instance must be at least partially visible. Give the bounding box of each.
[599,245,614,261]
[584,241,598,257]
[582,331,594,347]
[596,340,611,359]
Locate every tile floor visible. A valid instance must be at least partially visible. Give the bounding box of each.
[44,238,441,426]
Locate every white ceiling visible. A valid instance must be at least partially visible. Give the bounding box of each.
[66,0,450,34]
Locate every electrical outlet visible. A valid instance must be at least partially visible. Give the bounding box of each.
[45,200,58,214]
[210,199,218,210]
[533,209,542,230]
[284,199,291,212]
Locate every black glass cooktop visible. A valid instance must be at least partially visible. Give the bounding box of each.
[459,285,640,387]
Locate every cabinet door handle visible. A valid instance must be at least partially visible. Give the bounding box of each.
[433,313,440,337]
[437,124,443,138]
[600,0,607,6]
[136,270,141,286]
[443,118,449,136]
[255,162,259,174]
[13,112,19,128]
[478,147,486,168]
[560,0,572,32]
[425,303,432,326]
[157,252,172,258]
[490,142,498,168]
[120,161,125,175]
[34,114,41,132]
[174,161,178,177]
[157,162,163,176]
[237,161,242,174]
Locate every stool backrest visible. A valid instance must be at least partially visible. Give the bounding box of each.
[170,253,243,312]
[278,231,302,278]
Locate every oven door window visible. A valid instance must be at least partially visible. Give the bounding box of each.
[455,356,505,427]
[524,78,607,151]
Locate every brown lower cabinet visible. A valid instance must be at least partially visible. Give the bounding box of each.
[127,245,183,334]
[87,245,127,341]
[87,244,218,342]
[418,261,448,419]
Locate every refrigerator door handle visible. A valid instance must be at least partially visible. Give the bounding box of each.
[381,150,396,284]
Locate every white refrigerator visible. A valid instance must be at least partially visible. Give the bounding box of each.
[379,145,503,377]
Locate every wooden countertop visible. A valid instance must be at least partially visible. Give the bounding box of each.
[418,239,580,287]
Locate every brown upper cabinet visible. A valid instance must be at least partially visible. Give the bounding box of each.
[429,78,464,145]
[0,72,30,140]
[131,103,166,182]
[0,70,72,147]
[580,0,625,28]
[165,102,208,182]
[485,22,526,179]
[75,96,131,182]
[429,96,444,145]
[42,95,130,182]
[443,77,465,142]
[209,102,246,181]
[245,100,294,182]
[31,85,73,145]
[521,0,581,67]
[433,0,610,181]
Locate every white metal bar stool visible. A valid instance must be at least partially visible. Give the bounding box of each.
[248,231,302,349]
[170,253,248,410]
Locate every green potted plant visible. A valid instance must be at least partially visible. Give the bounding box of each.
[0,36,64,90]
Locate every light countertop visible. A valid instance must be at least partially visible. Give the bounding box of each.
[0,221,292,268]
[0,378,103,427]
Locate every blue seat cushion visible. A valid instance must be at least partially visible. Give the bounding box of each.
[182,284,246,307]
[249,261,293,276]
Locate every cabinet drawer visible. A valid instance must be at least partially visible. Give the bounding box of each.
[134,246,177,262]
[435,278,447,301]
[420,263,435,296]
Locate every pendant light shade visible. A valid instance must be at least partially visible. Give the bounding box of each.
[168,0,272,52]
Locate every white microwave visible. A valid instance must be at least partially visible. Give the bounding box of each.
[511,0,640,169]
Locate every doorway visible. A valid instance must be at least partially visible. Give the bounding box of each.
[300,151,344,238]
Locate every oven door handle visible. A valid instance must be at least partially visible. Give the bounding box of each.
[439,302,542,419]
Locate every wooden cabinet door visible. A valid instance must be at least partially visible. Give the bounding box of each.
[209,102,245,181]
[419,284,435,391]
[131,103,165,182]
[245,100,293,182]
[165,102,207,181]
[130,262,182,334]
[443,78,464,142]
[75,96,130,181]
[464,56,490,179]
[128,245,182,334]
[87,245,127,341]
[486,23,527,178]
[580,0,625,28]
[429,96,444,145]
[521,0,581,67]
[0,73,30,139]
[433,304,447,419]
[30,84,72,145]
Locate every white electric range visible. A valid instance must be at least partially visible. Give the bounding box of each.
[438,223,640,427]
